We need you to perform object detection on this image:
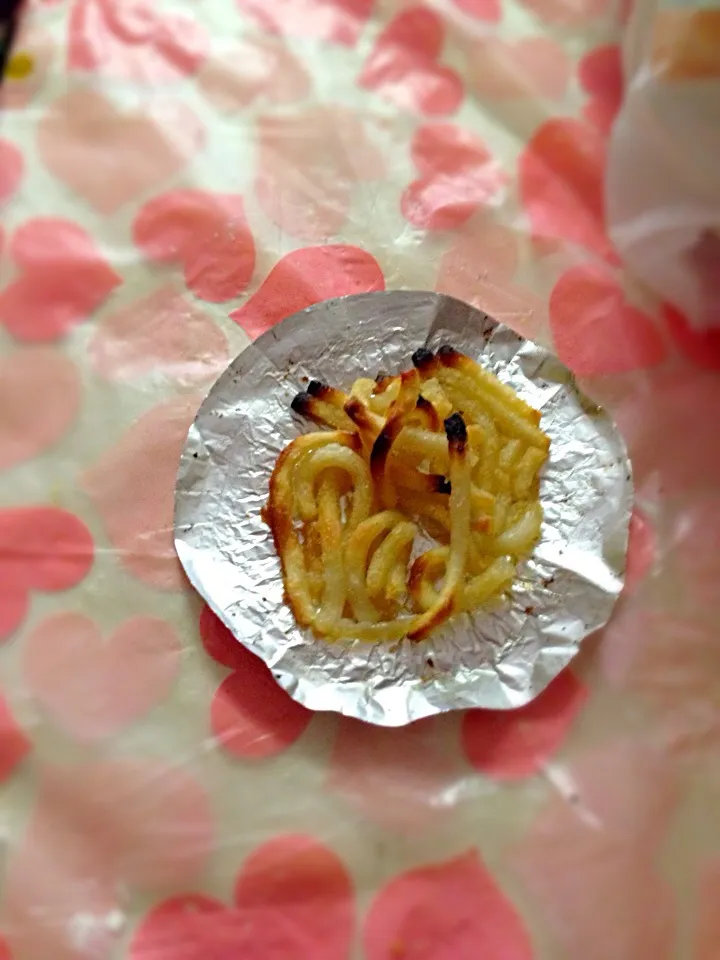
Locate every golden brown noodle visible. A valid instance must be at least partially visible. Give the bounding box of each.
[265,346,550,643]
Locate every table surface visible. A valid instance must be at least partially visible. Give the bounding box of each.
[1,1,720,959]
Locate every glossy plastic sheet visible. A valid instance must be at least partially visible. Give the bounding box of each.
[1,1,720,959]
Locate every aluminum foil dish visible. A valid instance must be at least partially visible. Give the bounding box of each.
[175,291,632,726]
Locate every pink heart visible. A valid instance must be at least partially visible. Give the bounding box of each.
[89,283,229,383]
[450,0,501,21]
[664,302,720,371]
[359,7,464,116]
[3,759,213,960]
[201,608,312,760]
[133,191,256,302]
[401,122,507,230]
[0,507,94,643]
[82,395,201,591]
[0,347,80,469]
[69,0,208,83]
[579,44,623,133]
[436,219,549,336]
[23,612,181,741]
[130,835,354,960]
[328,716,463,831]
[197,35,312,111]
[461,669,587,780]
[0,218,122,343]
[549,263,666,375]
[235,0,375,46]
[255,106,385,240]
[468,36,571,101]
[518,117,616,262]
[230,245,385,339]
[519,0,610,26]
[38,88,205,215]
[0,692,30,784]
[365,850,533,959]
[510,742,678,960]
[0,140,23,204]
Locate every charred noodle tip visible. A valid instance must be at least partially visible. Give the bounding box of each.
[291,391,313,415]
[444,412,468,449]
[370,428,393,470]
[411,347,435,369]
[344,396,373,429]
[307,379,329,397]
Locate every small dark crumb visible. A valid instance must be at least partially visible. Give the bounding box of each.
[426,656,435,669]
[192,452,198,459]
[543,576,556,588]
[412,347,434,368]
[524,605,535,615]
[300,375,309,383]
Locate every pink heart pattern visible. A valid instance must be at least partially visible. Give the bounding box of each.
[89,284,229,383]
[3,760,213,960]
[467,36,571,101]
[197,35,312,110]
[461,669,588,780]
[201,607,313,759]
[38,88,205,215]
[0,219,122,343]
[518,117,615,262]
[82,395,201,591]
[235,0,375,46]
[0,507,94,643]
[510,741,678,960]
[450,0,502,22]
[549,263,666,376]
[519,0,610,26]
[328,716,464,831]
[130,835,355,960]
[133,191,256,302]
[578,44,623,134]
[436,218,548,336]
[0,140,23,204]
[255,106,385,240]
[365,850,534,959]
[68,0,208,83]
[231,245,385,339]
[401,122,508,230]
[0,347,81,469]
[359,7,464,116]
[23,612,182,741]
[0,692,31,784]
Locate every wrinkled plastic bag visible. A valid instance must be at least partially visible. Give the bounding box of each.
[607,0,720,331]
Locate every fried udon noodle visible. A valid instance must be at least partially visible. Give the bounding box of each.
[262,345,550,643]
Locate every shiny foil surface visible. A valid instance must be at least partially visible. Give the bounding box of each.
[175,291,632,726]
